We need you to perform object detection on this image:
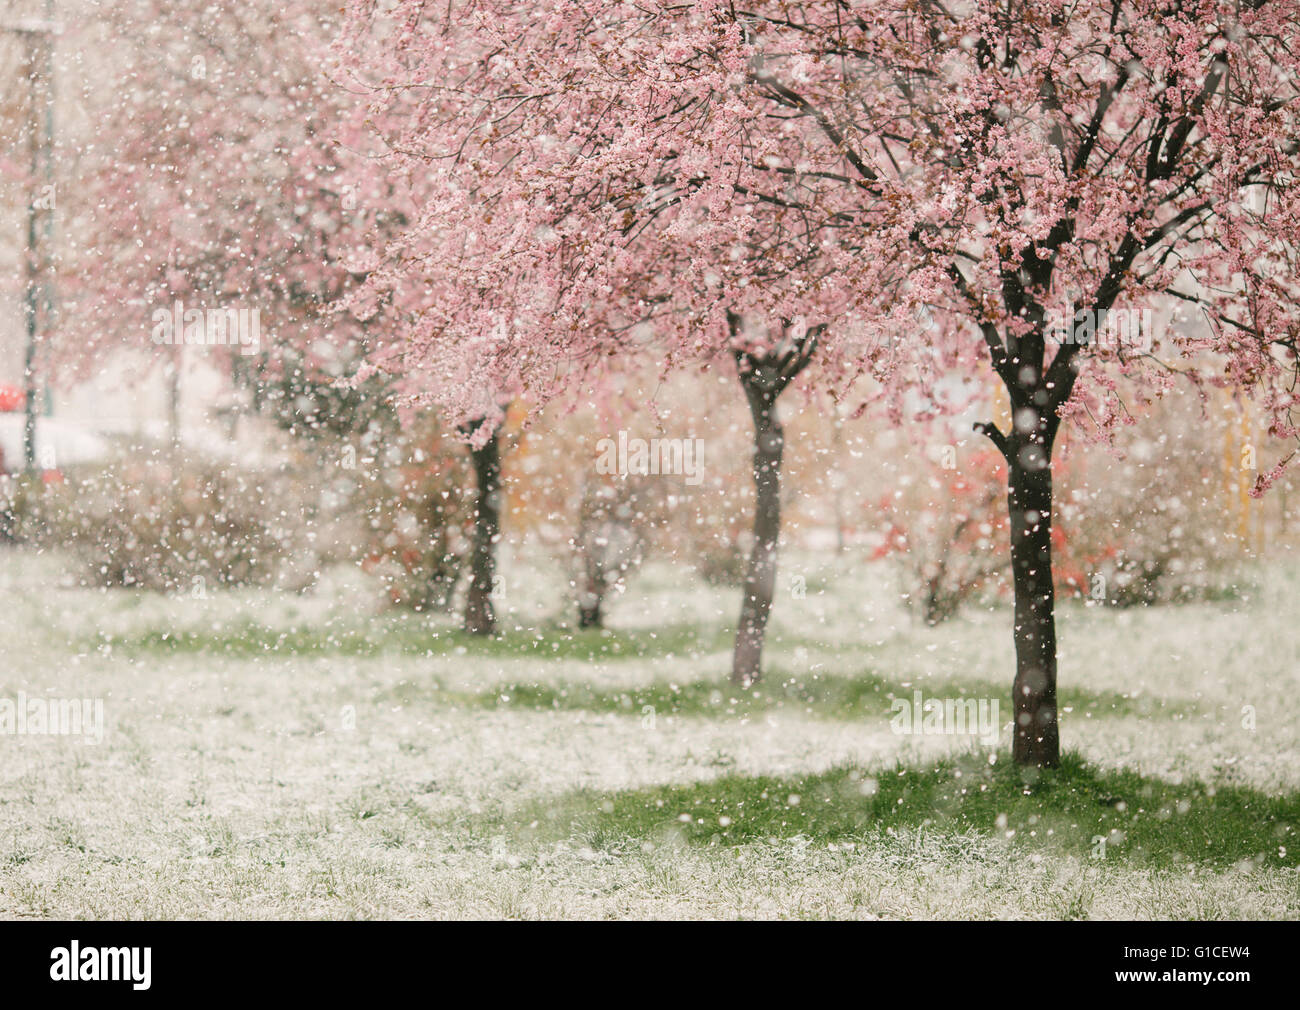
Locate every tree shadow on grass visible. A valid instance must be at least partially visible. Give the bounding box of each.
[382,667,1198,723]
[504,751,1299,870]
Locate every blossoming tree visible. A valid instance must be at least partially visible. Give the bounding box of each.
[341,0,1300,765]
[338,0,959,681]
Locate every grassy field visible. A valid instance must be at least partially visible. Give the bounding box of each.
[1,546,1297,919]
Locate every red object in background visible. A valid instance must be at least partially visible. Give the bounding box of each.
[0,385,23,412]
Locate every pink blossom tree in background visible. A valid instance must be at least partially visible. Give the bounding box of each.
[337,1,971,682]
[455,408,511,636]
[60,0,394,441]
[70,0,534,637]
[50,0,523,627]
[342,0,1300,766]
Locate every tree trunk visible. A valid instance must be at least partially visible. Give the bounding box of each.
[578,599,602,629]
[831,405,846,555]
[1006,438,1060,767]
[465,428,501,636]
[732,376,784,687]
[577,560,605,628]
[166,349,181,457]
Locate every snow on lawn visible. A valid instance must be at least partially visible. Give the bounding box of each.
[1,546,1297,918]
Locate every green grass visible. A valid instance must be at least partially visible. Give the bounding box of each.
[379,668,1199,722]
[79,605,1208,724]
[85,619,744,662]
[503,752,1299,870]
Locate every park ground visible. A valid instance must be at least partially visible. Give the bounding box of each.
[0,547,1298,919]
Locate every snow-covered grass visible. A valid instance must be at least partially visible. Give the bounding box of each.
[0,545,1297,919]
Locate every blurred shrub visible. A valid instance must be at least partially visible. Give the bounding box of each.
[20,460,320,593]
[353,417,470,612]
[234,351,473,611]
[687,523,750,586]
[573,475,672,626]
[1055,430,1241,607]
[0,472,54,545]
[873,448,1011,624]
[874,419,1245,622]
[673,467,752,587]
[4,413,473,607]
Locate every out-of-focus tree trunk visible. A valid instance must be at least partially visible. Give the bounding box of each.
[728,313,821,687]
[166,350,181,457]
[464,424,501,636]
[732,370,784,686]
